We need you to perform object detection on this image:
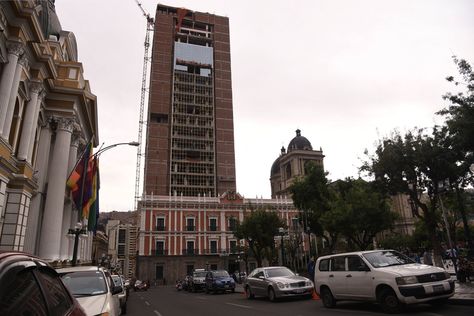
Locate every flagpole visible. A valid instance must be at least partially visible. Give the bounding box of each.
[70,141,139,266]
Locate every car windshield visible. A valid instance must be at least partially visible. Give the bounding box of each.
[60,271,108,297]
[213,270,229,277]
[266,267,294,278]
[363,250,415,268]
[193,271,207,277]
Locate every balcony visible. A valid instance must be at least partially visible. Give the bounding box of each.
[153,249,168,256]
[155,225,166,231]
[208,225,218,232]
[203,248,219,254]
[186,225,196,231]
[182,248,199,255]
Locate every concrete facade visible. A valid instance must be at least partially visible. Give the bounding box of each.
[0,1,98,263]
[144,4,236,197]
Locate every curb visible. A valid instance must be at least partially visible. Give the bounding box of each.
[448,298,474,306]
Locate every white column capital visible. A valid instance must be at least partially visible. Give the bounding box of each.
[55,117,75,133]
[28,81,44,96]
[6,41,25,57]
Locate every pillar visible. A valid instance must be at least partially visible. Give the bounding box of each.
[2,54,27,139]
[23,121,53,254]
[60,132,80,260]
[0,41,24,135]
[17,81,43,161]
[27,91,46,163]
[39,117,74,261]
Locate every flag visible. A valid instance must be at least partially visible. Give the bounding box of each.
[67,142,92,213]
[82,155,97,221]
[87,158,100,232]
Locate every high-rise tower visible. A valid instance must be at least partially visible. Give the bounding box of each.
[144,4,236,197]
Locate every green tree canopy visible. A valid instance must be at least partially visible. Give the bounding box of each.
[234,209,285,267]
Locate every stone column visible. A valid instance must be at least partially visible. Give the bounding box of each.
[23,120,53,254]
[39,117,74,261]
[60,132,80,260]
[0,41,24,136]
[2,54,27,139]
[27,91,46,163]
[17,82,43,161]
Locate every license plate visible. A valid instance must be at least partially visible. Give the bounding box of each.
[295,289,305,293]
[433,284,444,293]
[224,285,229,288]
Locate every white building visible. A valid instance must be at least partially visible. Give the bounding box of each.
[0,1,98,263]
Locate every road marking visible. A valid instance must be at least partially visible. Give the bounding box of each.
[145,301,150,306]
[195,296,207,300]
[225,303,252,309]
[154,310,163,316]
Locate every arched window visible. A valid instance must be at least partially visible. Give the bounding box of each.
[285,163,291,179]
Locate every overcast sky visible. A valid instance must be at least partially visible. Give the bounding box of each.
[55,0,474,212]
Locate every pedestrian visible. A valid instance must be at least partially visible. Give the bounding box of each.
[307,257,315,281]
[423,249,433,265]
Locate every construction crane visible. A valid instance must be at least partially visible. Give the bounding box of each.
[133,0,154,212]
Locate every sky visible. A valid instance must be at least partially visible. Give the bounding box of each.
[54,0,474,212]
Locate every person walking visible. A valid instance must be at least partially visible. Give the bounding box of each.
[423,249,433,265]
[307,257,315,281]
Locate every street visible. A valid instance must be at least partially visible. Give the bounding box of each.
[125,286,473,316]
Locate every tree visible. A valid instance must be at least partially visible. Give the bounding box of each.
[234,209,285,267]
[438,57,474,256]
[361,127,459,267]
[325,178,398,250]
[290,163,339,251]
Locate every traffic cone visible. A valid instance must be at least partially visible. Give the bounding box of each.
[311,289,320,300]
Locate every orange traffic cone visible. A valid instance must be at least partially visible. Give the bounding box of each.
[311,289,320,300]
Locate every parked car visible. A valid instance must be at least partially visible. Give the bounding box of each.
[133,279,149,291]
[0,251,86,316]
[57,266,122,316]
[190,269,207,292]
[244,266,313,301]
[205,270,235,294]
[314,250,455,313]
[112,274,128,314]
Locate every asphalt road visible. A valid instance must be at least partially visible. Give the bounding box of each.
[125,286,473,316]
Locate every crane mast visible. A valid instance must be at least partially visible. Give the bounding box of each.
[134,0,154,212]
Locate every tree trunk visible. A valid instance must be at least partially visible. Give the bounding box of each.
[425,210,444,268]
[456,188,473,257]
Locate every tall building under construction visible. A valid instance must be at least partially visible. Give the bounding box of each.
[144,4,236,197]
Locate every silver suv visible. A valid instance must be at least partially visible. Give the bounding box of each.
[314,250,454,313]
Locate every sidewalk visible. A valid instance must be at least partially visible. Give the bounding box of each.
[449,281,474,306]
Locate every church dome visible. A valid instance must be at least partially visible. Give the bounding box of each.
[270,157,280,177]
[288,129,312,152]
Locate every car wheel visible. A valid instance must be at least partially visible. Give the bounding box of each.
[231,288,235,293]
[245,286,255,299]
[321,287,336,308]
[379,288,401,314]
[268,287,277,302]
[205,287,209,294]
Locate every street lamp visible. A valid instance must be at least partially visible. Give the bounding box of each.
[279,227,286,266]
[69,141,139,266]
[68,222,88,266]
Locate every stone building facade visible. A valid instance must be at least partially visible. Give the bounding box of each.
[0,1,98,263]
[270,129,325,198]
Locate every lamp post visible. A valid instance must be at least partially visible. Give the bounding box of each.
[279,227,286,266]
[69,141,139,266]
[68,222,88,266]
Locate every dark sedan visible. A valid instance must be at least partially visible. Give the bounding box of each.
[205,270,235,294]
[0,251,86,316]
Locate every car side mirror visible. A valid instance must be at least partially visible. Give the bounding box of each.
[258,276,265,280]
[112,285,123,295]
[295,273,299,276]
[358,265,370,272]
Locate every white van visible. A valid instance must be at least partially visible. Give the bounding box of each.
[314,250,454,313]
